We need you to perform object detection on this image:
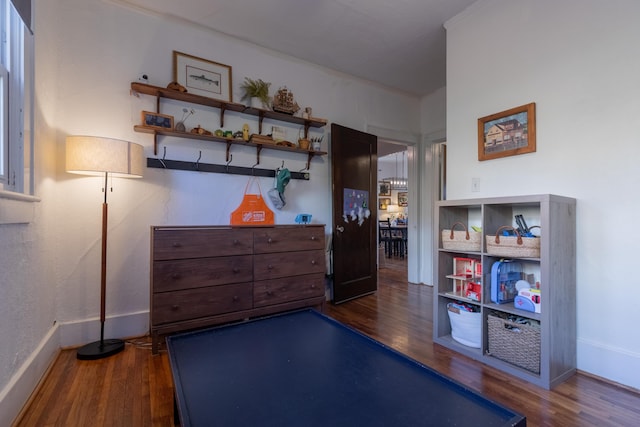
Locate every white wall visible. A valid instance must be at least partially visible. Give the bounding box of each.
[0,0,421,423]
[445,0,640,390]
[46,0,420,332]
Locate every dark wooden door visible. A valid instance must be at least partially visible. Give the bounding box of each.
[331,123,378,304]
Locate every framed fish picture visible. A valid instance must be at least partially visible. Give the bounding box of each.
[173,51,233,102]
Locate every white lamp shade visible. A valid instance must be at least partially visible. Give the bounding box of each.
[66,136,144,178]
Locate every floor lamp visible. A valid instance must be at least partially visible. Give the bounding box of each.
[66,136,144,360]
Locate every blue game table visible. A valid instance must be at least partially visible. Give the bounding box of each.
[166,309,525,427]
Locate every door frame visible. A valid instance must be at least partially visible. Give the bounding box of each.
[368,125,420,283]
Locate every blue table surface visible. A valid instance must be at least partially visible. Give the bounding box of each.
[167,309,525,427]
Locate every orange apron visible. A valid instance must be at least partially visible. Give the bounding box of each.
[230,177,275,225]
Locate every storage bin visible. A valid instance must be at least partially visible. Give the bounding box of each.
[441,222,481,252]
[486,226,540,258]
[487,314,540,373]
[447,304,481,348]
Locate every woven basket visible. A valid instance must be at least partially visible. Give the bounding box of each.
[442,222,481,252]
[487,314,540,373]
[486,226,540,258]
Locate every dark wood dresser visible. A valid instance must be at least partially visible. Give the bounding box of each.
[150,225,326,353]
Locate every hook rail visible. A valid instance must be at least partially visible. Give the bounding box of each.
[147,158,310,180]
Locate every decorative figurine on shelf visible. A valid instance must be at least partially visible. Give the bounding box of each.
[242,123,250,141]
[167,81,187,92]
[190,125,212,136]
[272,86,300,115]
[175,108,195,132]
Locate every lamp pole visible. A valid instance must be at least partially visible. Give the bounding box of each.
[77,171,125,360]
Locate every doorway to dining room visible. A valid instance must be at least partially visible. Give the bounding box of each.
[377,141,409,274]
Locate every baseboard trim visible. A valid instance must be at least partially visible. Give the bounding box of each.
[578,338,640,391]
[58,310,149,348]
[1,310,150,426]
[1,324,60,427]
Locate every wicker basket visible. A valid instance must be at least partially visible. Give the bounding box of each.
[442,222,481,252]
[486,226,540,258]
[487,314,540,373]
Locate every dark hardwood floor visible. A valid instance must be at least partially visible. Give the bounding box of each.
[14,257,640,426]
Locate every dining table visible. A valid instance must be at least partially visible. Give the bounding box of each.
[379,223,407,258]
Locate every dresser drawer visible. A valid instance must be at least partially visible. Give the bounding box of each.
[253,273,325,307]
[152,283,252,325]
[153,228,253,260]
[253,226,325,253]
[254,249,325,280]
[153,255,253,293]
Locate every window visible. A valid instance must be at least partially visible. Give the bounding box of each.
[1,0,34,197]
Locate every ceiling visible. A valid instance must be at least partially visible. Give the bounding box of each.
[116,0,477,96]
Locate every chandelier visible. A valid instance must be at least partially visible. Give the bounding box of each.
[383,152,408,190]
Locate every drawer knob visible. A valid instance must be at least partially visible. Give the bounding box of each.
[267,291,273,296]
[311,236,317,240]
[172,242,182,248]
[233,296,239,301]
[171,273,180,280]
[232,267,240,273]
[171,305,179,311]
[233,239,239,245]
[268,264,274,270]
[311,260,317,265]
[267,238,273,244]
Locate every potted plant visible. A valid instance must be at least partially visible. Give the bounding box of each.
[240,77,271,109]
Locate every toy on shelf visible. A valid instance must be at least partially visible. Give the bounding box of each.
[514,283,541,313]
[490,260,523,304]
[446,257,482,302]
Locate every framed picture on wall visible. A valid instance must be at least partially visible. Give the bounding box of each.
[478,102,536,161]
[141,111,174,130]
[378,181,391,196]
[173,51,233,102]
[379,198,391,210]
[397,192,408,207]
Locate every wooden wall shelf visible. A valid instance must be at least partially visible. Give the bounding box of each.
[131,82,326,143]
[134,125,325,171]
[131,82,327,172]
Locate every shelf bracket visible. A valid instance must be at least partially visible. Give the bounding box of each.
[304,122,311,140]
[225,142,232,163]
[155,93,161,113]
[220,105,227,128]
[255,145,263,166]
[304,151,315,172]
[153,131,159,155]
[257,112,265,135]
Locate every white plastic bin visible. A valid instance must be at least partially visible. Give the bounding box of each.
[447,304,481,348]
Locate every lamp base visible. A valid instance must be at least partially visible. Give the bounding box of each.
[76,338,125,360]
